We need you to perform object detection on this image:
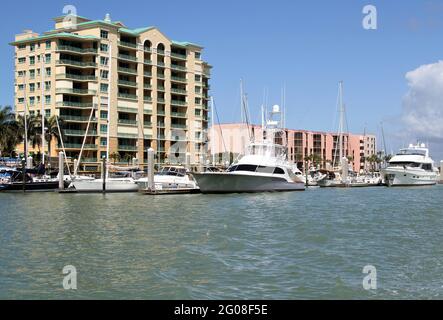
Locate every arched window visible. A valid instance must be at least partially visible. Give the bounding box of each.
[157,43,165,54]
[143,40,152,51]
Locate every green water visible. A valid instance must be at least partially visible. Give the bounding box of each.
[1,186,442,299]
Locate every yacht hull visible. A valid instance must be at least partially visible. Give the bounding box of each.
[69,179,138,192]
[381,168,438,186]
[193,173,305,193]
[0,181,68,192]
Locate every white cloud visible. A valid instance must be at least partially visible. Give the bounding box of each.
[401,61,443,161]
[402,61,443,139]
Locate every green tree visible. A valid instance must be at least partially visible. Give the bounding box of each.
[44,116,65,159]
[0,106,19,157]
[16,113,40,157]
[109,152,120,164]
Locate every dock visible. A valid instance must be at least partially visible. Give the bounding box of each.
[139,188,200,195]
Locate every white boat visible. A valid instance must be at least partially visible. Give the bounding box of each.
[68,176,138,192]
[193,104,305,193]
[136,166,198,190]
[381,143,439,186]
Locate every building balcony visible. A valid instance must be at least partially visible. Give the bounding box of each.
[56,45,98,54]
[157,122,165,128]
[118,93,138,100]
[157,49,165,55]
[157,98,165,104]
[118,119,138,126]
[157,134,166,140]
[157,86,165,91]
[144,97,152,103]
[157,74,165,80]
[118,145,138,151]
[117,106,138,113]
[171,76,187,83]
[64,129,98,136]
[157,110,165,115]
[118,41,137,49]
[56,59,97,68]
[56,101,97,109]
[118,67,138,75]
[118,79,137,87]
[144,59,153,65]
[171,123,187,129]
[63,143,98,149]
[143,121,152,127]
[144,71,152,77]
[170,64,186,72]
[171,52,187,60]
[171,100,187,106]
[61,115,97,122]
[56,88,97,95]
[171,88,187,95]
[118,53,138,62]
[144,83,152,89]
[171,112,187,118]
[56,74,97,81]
[157,62,165,67]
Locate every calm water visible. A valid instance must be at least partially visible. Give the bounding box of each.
[0,186,442,299]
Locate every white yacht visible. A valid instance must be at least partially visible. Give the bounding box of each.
[381,143,439,186]
[193,105,305,193]
[136,166,198,190]
[68,176,139,192]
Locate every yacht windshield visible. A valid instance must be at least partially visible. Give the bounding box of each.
[398,149,426,156]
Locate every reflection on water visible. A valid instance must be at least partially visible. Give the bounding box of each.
[1,186,443,299]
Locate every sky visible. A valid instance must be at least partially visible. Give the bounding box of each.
[1,0,443,161]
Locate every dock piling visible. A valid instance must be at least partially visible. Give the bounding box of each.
[147,148,155,191]
[58,151,64,190]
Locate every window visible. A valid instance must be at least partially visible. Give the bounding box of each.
[18,98,24,104]
[100,124,108,133]
[30,44,35,52]
[45,41,51,49]
[195,52,201,59]
[45,68,51,76]
[228,165,258,172]
[195,109,201,116]
[195,86,201,94]
[45,95,51,104]
[195,97,201,105]
[100,56,108,66]
[18,44,26,50]
[100,30,109,39]
[100,70,109,79]
[45,109,51,117]
[29,97,35,105]
[100,83,108,93]
[29,83,35,92]
[29,70,35,78]
[30,110,35,116]
[100,43,108,52]
[100,111,108,119]
[45,54,51,63]
[45,81,51,90]
[18,57,26,64]
[273,167,285,175]
[195,74,201,82]
[18,84,24,91]
[100,137,107,146]
[30,56,35,65]
[18,71,25,77]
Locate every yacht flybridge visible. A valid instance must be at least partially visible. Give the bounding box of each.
[193,104,305,193]
[381,143,439,186]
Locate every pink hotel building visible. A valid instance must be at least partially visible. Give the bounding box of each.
[209,123,377,173]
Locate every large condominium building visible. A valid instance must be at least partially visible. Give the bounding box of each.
[11,14,211,167]
[209,124,377,173]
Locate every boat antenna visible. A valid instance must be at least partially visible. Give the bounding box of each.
[74,106,95,175]
[212,96,228,155]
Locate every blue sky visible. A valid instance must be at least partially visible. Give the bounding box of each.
[1,0,443,160]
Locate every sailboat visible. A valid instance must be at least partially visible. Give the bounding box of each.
[316,81,356,188]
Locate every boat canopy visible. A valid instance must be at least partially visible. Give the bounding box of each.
[246,143,285,158]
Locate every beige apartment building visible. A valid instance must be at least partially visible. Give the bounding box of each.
[11,14,211,166]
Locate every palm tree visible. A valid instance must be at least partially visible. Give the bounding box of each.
[0,106,18,157]
[109,152,120,164]
[123,153,133,165]
[16,113,40,157]
[44,116,65,159]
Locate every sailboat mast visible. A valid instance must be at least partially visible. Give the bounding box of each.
[211,96,216,165]
[40,54,45,165]
[338,81,344,161]
[23,71,29,161]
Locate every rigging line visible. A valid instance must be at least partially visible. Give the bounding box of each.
[212,97,228,155]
